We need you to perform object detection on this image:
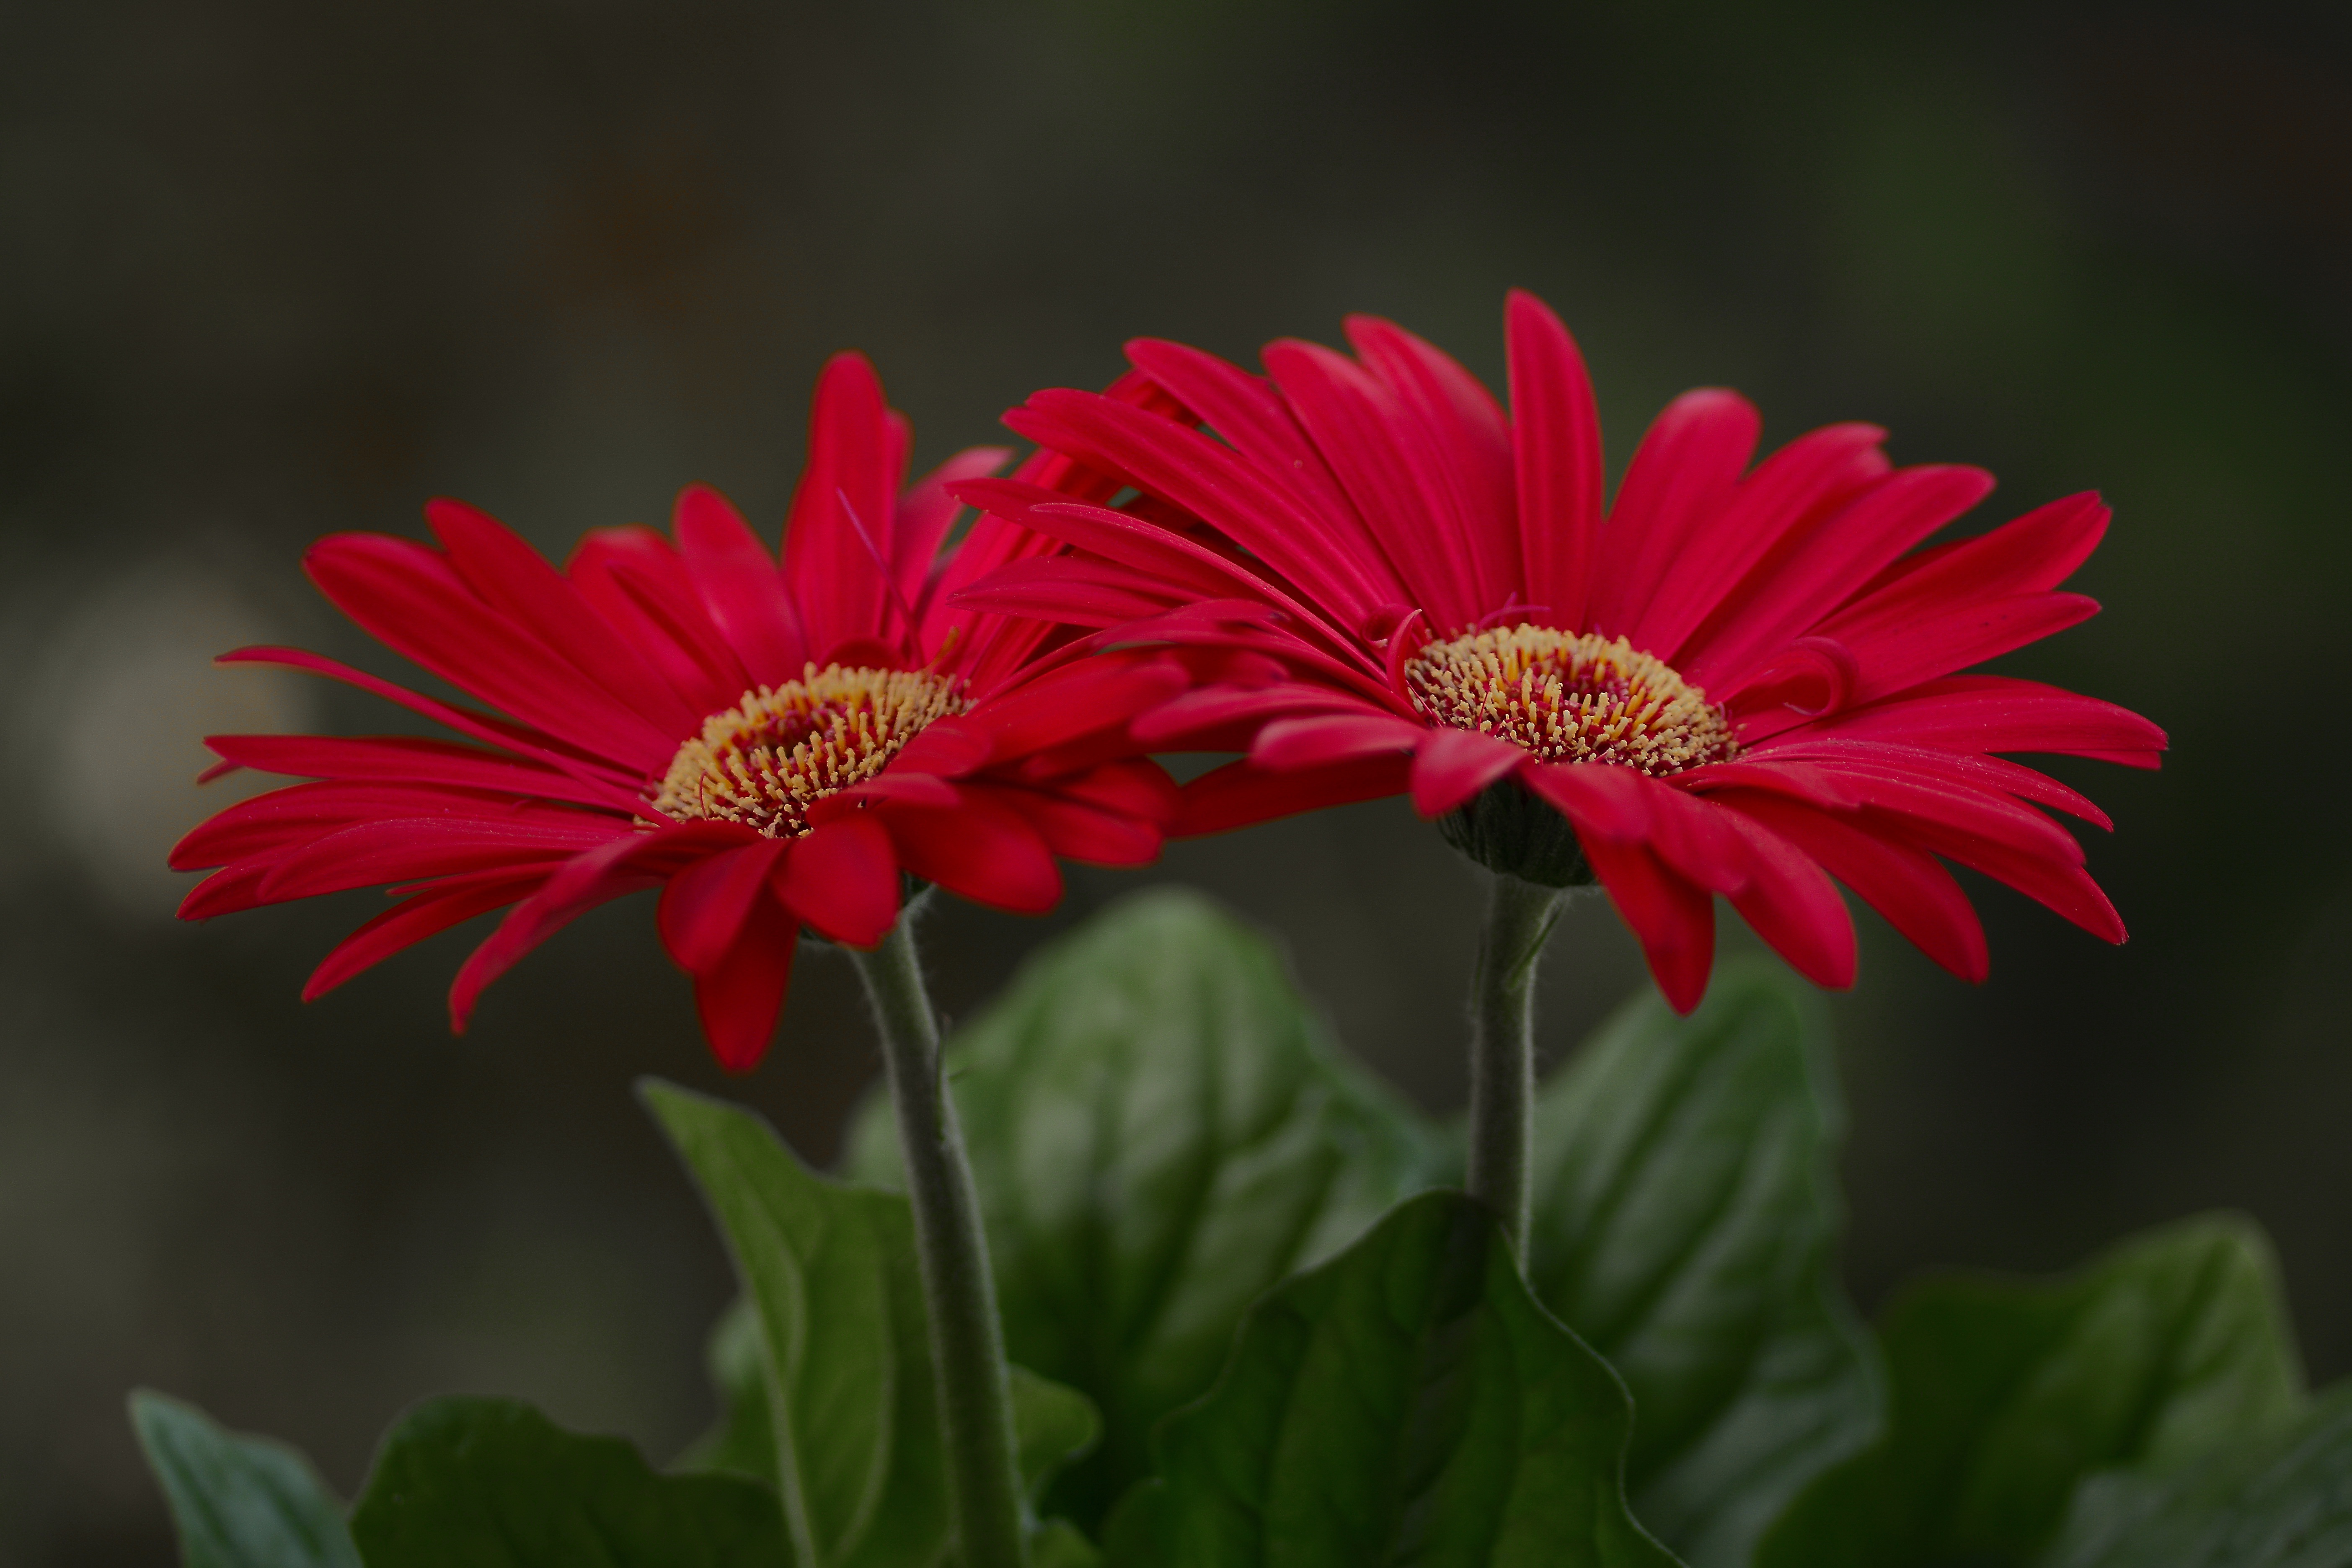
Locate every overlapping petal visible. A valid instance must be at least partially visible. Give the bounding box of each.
[969,289,2163,1011]
[177,354,1181,1070]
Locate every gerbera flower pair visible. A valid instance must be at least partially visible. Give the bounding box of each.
[176,291,2163,1066]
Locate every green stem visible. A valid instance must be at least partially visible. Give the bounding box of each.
[847,913,1028,1568]
[1465,871,1568,1250]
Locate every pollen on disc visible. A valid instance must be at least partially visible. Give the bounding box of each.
[1404,625,1737,776]
[654,663,967,837]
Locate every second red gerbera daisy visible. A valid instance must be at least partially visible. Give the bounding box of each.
[950,290,2166,1012]
[173,352,1195,1069]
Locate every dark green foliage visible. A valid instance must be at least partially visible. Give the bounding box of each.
[844,888,1432,1529]
[1101,1191,1677,1567]
[1760,1216,2305,1567]
[349,1398,790,1568]
[1525,961,1878,1567]
[130,1390,360,1568]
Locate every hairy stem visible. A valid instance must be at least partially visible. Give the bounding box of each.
[847,914,1027,1568]
[1465,871,1569,1249]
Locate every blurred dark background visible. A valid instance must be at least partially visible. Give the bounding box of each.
[5,0,2350,1559]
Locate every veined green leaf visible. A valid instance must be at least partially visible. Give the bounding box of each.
[1101,1191,1680,1568]
[2041,1382,2352,1568]
[129,1390,360,1568]
[1525,960,1877,1567]
[1760,1214,2304,1566]
[844,889,1432,1529]
[647,1081,1101,1566]
[349,1397,788,1567]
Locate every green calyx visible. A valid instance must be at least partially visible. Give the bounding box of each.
[1437,775,1596,889]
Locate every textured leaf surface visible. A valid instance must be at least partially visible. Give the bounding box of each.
[130,1390,360,1568]
[2040,1382,2352,1568]
[646,1080,956,1568]
[349,1397,788,1568]
[1101,1191,1680,1568]
[845,888,1431,1528]
[1760,1215,2304,1566]
[1525,960,1877,1567]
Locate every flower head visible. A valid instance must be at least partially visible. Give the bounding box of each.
[175,352,1189,1070]
[951,291,2165,1011]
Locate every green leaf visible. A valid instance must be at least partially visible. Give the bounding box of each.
[129,1389,361,1568]
[2040,1382,2352,1568]
[646,1081,1102,1566]
[1760,1214,2305,1567]
[1100,1191,1681,1568]
[645,1079,954,1567]
[843,888,1433,1530]
[1524,959,1877,1568]
[348,1397,789,1567]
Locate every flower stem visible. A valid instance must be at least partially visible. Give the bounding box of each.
[847,913,1028,1568]
[1465,871,1568,1250]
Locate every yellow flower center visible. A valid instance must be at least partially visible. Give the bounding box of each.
[1403,624,1737,776]
[653,664,967,837]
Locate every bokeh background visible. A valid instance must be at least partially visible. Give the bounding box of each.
[5,0,2350,1559]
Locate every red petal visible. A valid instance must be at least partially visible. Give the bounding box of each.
[969,783,1163,867]
[783,351,898,658]
[1517,762,1653,845]
[1589,389,1759,639]
[893,446,1011,612]
[1409,727,1527,818]
[1680,464,1996,692]
[1172,753,1411,837]
[1713,790,1988,983]
[1050,758,1181,824]
[256,815,622,903]
[1507,291,1605,631]
[882,796,1062,915]
[673,483,806,685]
[773,815,899,948]
[304,534,677,772]
[566,525,747,710]
[427,498,702,736]
[658,838,791,975]
[1584,836,1716,1015]
[1253,712,1425,771]
[1345,313,1521,613]
[200,734,630,813]
[446,834,692,1030]
[303,871,548,1000]
[1718,812,1857,990]
[692,891,799,1073]
[1796,675,2166,760]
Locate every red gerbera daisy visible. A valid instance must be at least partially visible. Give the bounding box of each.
[950,291,2166,1012]
[174,352,1191,1069]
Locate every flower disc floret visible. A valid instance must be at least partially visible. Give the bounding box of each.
[654,663,968,837]
[1404,625,1738,776]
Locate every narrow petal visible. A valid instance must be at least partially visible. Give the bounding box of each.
[201,734,632,814]
[965,782,1163,867]
[303,871,548,1000]
[1517,761,1653,845]
[254,816,622,904]
[1409,727,1528,818]
[1718,811,1857,990]
[446,834,689,1030]
[691,891,798,1073]
[1794,675,2168,760]
[1583,836,1716,1014]
[304,535,678,771]
[566,525,747,711]
[1827,491,2108,632]
[773,815,899,948]
[1825,592,2101,705]
[1680,464,1996,692]
[427,497,702,736]
[1172,754,1412,837]
[1048,758,1181,824]
[1004,388,1397,628]
[1881,812,2125,944]
[893,445,1011,613]
[657,838,791,976]
[881,796,1062,914]
[1712,790,1988,982]
[1345,313,1521,612]
[783,351,897,658]
[673,483,806,685]
[1263,338,1481,630]
[1632,422,1890,662]
[1507,290,1605,631]
[1252,712,1425,772]
[1589,388,1760,638]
